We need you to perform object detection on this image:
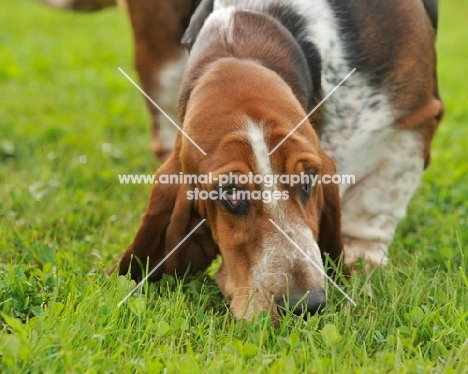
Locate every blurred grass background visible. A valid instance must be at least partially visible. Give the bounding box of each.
[0,0,467,372]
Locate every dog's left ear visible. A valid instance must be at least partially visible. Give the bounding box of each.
[317,149,344,267]
[110,138,218,281]
[181,0,215,50]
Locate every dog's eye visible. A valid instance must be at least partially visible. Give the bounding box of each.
[226,189,241,206]
[300,178,313,203]
[221,188,249,216]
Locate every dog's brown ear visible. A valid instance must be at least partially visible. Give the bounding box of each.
[111,144,218,281]
[181,0,215,50]
[317,149,344,266]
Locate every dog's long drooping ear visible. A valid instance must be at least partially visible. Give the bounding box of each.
[317,149,344,269]
[111,143,218,281]
[181,0,215,50]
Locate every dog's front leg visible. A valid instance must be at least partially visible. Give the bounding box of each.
[126,0,194,162]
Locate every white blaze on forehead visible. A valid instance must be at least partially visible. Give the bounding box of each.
[246,121,274,182]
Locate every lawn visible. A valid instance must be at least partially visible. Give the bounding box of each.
[0,0,467,373]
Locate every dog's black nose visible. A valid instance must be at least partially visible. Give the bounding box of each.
[277,288,326,317]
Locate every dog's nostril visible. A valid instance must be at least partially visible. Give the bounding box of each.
[304,288,326,316]
[276,288,326,318]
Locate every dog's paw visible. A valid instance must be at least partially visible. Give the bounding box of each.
[343,237,389,272]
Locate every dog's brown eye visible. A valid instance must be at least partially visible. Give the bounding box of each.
[226,190,241,206]
[221,188,249,216]
[300,178,313,203]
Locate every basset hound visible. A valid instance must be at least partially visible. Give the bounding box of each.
[42,0,443,319]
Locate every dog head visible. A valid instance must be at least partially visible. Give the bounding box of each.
[114,57,343,320]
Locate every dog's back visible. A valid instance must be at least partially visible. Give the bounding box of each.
[182,0,443,269]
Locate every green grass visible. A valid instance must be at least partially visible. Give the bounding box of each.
[1,0,467,372]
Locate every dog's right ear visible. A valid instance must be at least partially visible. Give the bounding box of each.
[317,148,344,271]
[110,140,218,281]
[182,0,215,51]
